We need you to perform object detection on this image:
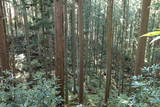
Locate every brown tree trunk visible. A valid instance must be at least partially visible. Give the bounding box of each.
[71,0,77,94]
[78,0,85,104]
[54,0,65,106]
[64,0,68,104]
[105,0,114,104]
[135,0,151,75]
[0,0,9,70]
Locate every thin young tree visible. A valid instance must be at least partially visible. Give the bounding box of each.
[55,0,65,106]
[71,0,77,94]
[105,0,114,104]
[135,0,151,75]
[64,0,69,104]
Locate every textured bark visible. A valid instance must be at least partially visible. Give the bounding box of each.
[0,0,9,70]
[135,0,151,75]
[78,0,84,104]
[105,0,114,104]
[55,0,65,106]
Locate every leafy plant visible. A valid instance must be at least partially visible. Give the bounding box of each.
[108,64,160,107]
[141,29,160,43]
[0,71,61,107]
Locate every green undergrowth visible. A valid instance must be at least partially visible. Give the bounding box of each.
[0,71,61,107]
[108,64,160,107]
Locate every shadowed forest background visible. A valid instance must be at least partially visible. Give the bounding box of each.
[0,0,160,107]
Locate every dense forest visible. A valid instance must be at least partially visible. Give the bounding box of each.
[0,0,160,107]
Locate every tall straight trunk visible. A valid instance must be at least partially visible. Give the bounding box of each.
[121,0,126,53]
[64,0,68,104]
[78,0,84,104]
[135,0,151,75]
[0,0,9,70]
[71,0,77,94]
[105,0,114,104]
[54,0,65,106]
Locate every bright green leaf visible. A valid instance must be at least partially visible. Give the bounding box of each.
[141,31,160,37]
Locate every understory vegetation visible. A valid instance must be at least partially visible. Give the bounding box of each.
[0,64,160,107]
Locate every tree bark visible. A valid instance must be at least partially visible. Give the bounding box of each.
[78,0,85,104]
[105,0,114,104]
[135,0,151,75]
[0,0,9,70]
[55,0,65,106]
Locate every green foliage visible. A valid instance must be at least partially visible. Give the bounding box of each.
[152,2,160,8]
[108,94,132,107]
[141,30,160,43]
[130,64,160,107]
[86,89,104,107]
[108,64,160,107]
[31,59,42,67]
[0,71,61,107]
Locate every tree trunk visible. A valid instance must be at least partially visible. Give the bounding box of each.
[64,0,68,104]
[0,0,9,70]
[78,0,85,104]
[55,0,65,106]
[105,0,114,104]
[135,0,151,75]
[71,0,77,94]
